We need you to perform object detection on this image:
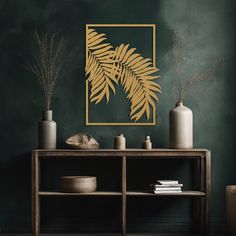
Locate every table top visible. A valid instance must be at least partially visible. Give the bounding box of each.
[32,148,210,158]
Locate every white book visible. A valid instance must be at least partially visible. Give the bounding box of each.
[154,190,182,194]
[153,184,183,188]
[155,187,182,191]
[157,180,179,185]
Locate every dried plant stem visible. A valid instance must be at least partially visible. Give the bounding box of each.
[171,32,223,102]
[181,59,223,100]
[171,33,188,102]
[26,32,65,110]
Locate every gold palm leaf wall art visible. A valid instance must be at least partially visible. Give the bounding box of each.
[85,24,161,125]
[86,28,117,104]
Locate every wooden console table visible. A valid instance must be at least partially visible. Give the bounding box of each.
[32,149,211,236]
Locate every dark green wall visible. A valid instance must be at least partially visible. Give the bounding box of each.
[1,0,236,233]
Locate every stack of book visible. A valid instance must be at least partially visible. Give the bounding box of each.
[152,180,183,194]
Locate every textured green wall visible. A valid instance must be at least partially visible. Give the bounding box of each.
[0,0,236,233]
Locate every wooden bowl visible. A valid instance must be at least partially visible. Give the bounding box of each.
[61,176,97,193]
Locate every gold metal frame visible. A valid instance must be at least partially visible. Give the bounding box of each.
[85,24,157,126]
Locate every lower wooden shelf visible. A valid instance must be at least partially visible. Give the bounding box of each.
[39,191,205,197]
[39,191,122,196]
[127,191,205,196]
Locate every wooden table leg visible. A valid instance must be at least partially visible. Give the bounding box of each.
[32,151,40,236]
[205,151,211,236]
[194,158,201,232]
[122,156,126,236]
[197,156,205,235]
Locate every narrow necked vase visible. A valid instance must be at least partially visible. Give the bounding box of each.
[38,110,57,149]
[169,101,193,149]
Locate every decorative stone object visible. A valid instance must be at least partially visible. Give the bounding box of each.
[65,133,99,149]
[114,134,126,149]
[226,185,236,235]
[143,136,152,149]
[61,176,97,193]
[38,110,57,149]
[169,101,193,149]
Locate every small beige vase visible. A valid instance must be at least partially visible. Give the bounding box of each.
[169,101,193,149]
[114,134,126,149]
[226,185,236,235]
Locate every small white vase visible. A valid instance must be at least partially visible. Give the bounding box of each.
[169,101,193,149]
[38,110,57,149]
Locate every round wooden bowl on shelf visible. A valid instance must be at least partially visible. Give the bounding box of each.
[61,176,97,193]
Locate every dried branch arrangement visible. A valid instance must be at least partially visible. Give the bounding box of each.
[85,28,161,122]
[170,31,223,102]
[26,32,65,110]
[179,59,222,101]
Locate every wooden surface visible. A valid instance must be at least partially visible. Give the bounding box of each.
[194,158,201,232]
[0,234,229,236]
[39,191,122,196]
[38,191,205,197]
[32,149,211,236]
[126,191,206,196]
[32,149,208,158]
[122,156,126,236]
[32,152,40,236]
[205,151,211,234]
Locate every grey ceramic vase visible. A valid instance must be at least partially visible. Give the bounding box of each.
[38,110,57,149]
[169,101,193,149]
[226,186,236,235]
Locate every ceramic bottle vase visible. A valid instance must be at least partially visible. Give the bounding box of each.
[143,136,152,149]
[169,101,193,149]
[38,110,57,149]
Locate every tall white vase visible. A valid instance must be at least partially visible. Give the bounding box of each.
[169,101,193,149]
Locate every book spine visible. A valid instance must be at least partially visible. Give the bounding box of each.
[157,181,179,185]
[155,187,182,191]
[153,184,183,188]
[154,190,182,194]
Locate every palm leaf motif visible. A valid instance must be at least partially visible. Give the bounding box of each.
[85,28,161,122]
[85,28,117,104]
[113,44,161,121]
